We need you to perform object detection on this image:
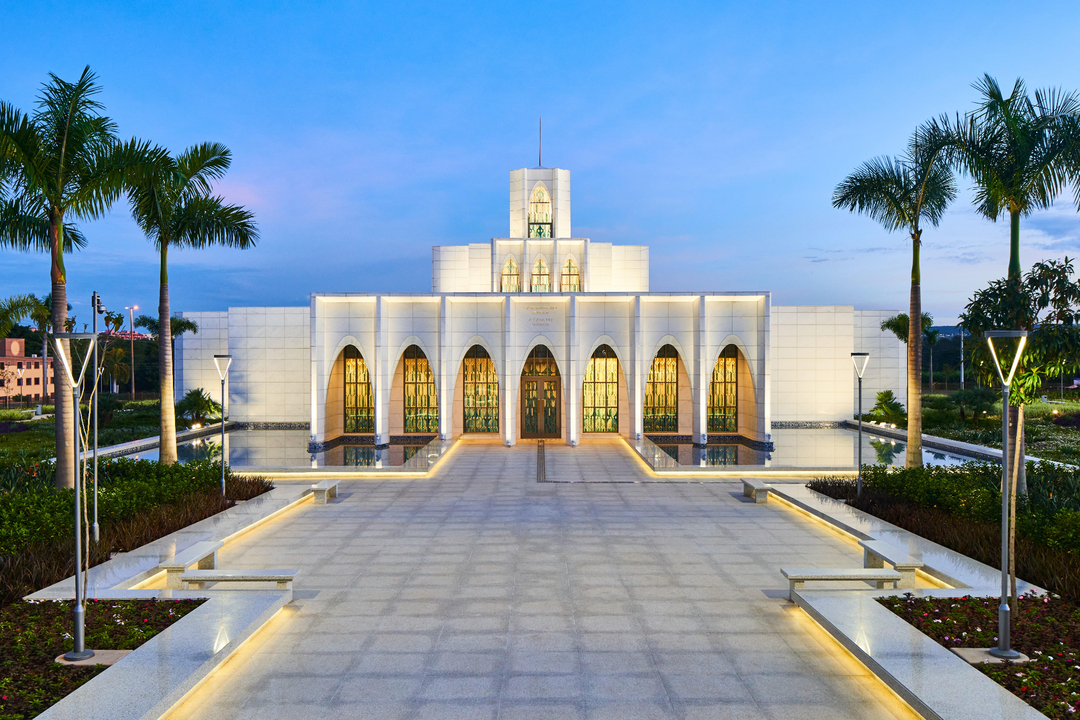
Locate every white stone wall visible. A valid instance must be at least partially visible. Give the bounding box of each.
[227,307,310,423]
[854,310,907,412]
[770,306,855,422]
[175,311,228,402]
[612,245,649,292]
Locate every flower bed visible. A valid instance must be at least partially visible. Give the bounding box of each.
[879,593,1080,719]
[0,598,204,720]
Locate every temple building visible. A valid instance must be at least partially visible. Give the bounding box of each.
[175,165,905,450]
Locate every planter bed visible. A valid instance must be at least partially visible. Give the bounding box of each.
[0,598,204,720]
[880,593,1080,719]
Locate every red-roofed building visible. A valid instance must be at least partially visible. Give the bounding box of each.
[0,338,55,401]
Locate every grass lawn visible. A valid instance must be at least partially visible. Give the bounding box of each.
[0,598,204,719]
[879,593,1080,719]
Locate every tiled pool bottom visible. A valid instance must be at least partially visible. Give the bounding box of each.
[122,430,448,470]
[635,427,973,471]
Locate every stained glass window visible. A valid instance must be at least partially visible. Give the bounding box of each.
[344,346,374,433]
[522,344,560,376]
[462,345,499,433]
[531,257,550,292]
[403,345,439,433]
[708,345,738,432]
[528,184,552,238]
[583,344,619,432]
[501,257,520,293]
[644,344,678,432]
[560,258,580,292]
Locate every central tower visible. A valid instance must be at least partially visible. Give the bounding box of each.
[509,167,571,239]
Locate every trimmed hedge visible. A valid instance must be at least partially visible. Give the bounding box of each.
[0,458,272,607]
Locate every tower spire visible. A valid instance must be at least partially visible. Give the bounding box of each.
[538,117,542,167]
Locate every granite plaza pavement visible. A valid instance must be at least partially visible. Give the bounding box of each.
[165,438,920,720]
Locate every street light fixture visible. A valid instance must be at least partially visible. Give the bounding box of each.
[52,331,99,662]
[213,355,232,496]
[985,329,1027,661]
[851,352,870,496]
[124,305,138,399]
[91,292,106,543]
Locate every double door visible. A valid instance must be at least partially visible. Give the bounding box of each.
[521,377,561,438]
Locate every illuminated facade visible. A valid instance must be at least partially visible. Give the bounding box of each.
[176,165,906,448]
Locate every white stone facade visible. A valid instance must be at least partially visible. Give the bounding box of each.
[176,166,907,448]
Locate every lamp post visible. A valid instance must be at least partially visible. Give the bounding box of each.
[986,330,1027,661]
[90,292,106,543]
[52,332,99,662]
[124,305,138,399]
[213,355,232,496]
[851,352,870,496]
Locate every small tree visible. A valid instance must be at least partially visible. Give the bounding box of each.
[880,312,933,344]
[925,328,941,390]
[960,258,1080,495]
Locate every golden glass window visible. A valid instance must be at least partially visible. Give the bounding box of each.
[462,345,499,433]
[402,344,438,433]
[531,257,550,292]
[528,183,552,238]
[522,344,560,377]
[560,258,580,292]
[501,257,520,293]
[708,345,738,433]
[643,344,678,432]
[343,346,374,433]
[583,344,619,432]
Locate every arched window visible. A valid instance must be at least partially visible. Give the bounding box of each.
[643,344,678,432]
[521,345,560,438]
[528,184,552,238]
[402,345,438,433]
[708,345,738,432]
[583,344,619,432]
[531,257,550,292]
[462,345,499,433]
[560,258,580,292]
[501,257,520,293]
[344,346,374,433]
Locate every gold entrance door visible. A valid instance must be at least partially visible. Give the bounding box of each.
[521,377,561,438]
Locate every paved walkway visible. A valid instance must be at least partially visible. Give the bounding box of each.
[167,439,918,720]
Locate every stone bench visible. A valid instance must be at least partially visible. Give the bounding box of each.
[160,541,224,589]
[742,479,770,504]
[180,569,301,590]
[858,539,925,589]
[311,479,339,505]
[781,568,902,601]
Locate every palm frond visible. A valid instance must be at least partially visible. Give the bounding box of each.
[176,142,231,197]
[832,156,914,232]
[172,195,258,249]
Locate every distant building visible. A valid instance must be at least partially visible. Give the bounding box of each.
[0,338,54,401]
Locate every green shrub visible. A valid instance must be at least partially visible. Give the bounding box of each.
[871,390,907,425]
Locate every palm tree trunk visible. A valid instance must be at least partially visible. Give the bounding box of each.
[158,243,178,465]
[1008,209,1021,281]
[906,232,923,468]
[50,216,74,489]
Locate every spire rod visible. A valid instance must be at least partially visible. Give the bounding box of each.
[538,117,542,167]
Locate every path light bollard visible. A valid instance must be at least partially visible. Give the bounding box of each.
[851,352,870,496]
[985,330,1027,661]
[213,355,233,496]
[52,332,100,662]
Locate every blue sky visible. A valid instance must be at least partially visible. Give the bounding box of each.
[3,1,1080,324]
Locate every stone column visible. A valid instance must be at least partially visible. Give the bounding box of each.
[632,296,644,440]
[438,296,451,440]
[693,295,708,445]
[567,295,579,446]
[503,297,516,446]
[375,296,390,447]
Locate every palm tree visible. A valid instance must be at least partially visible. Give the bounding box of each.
[833,131,956,467]
[941,75,1080,492]
[0,66,155,487]
[126,143,257,464]
[924,328,940,390]
[880,312,933,345]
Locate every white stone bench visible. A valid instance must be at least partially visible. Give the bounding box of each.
[858,539,924,589]
[180,569,300,590]
[160,541,224,589]
[781,568,902,601]
[311,479,339,505]
[742,479,770,503]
